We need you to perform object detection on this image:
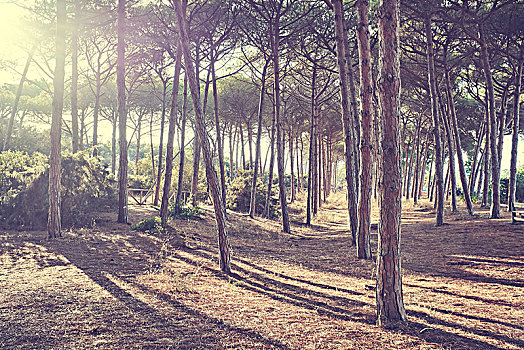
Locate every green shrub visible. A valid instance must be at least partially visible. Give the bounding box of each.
[0,150,117,228]
[132,216,162,233]
[500,167,524,203]
[226,169,279,218]
[168,203,204,220]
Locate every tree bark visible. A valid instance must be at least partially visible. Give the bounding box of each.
[175,76,188,211]
[48,0,66,239]
[444,44,474,215]
[426,15,444,226]
[249,63,268,217]
[508,46,523,211]
[154,81,168,206]
[333,0,357,244]
[440,97,457,213]
[290,127,296,203]
[479,26,500,218]
[160,44,183,224]
[117,0,128,224]
[71,2,79,153]
[174,0,230,273]
[376,0,407,326]
[210,45,227,208]
[3,45,35,151]
[356,0,372,259]
[111,112,117,174]
[271,19,290,234]
[264,109,276,219]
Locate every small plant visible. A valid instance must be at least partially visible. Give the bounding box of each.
[168,202,204,220]
[132,216,163,233]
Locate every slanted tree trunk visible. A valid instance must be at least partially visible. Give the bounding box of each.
[356,0,372,259]
[444,44,474,215]
[413,123,422,204]
[509,46,523,211]
[333,0,357,244]
[264,103,277,219]
[174,0,230,273]
[210,45,227,208]
[229,125,235,181]
[479,26,501,218]
[3,45,35,151]
[92,75,101,157]
[160,45,182,224]
[154,80,169,206]
[249,62,268,218]
[117,0,128,224]
[426,15,444,226]
[481,109,491,207]
[440,97,457,213]
[376,0,407,326]
[175,76,188,211]
[469,122,485,197]
[48,0,66,239]
[239,123,246,170]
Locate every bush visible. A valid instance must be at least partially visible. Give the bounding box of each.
[132,216,162,233]
[500,167,524,203]
[168,203,203,220]
[226,169,279,218]
[0,150,117,228]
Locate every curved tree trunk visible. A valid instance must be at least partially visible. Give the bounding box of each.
[174,0,230,273]
[440,97,457,213]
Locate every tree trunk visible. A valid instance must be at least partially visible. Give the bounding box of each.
[443,47,473,214]
[272,21,290,234]
[111,112,117,174]
[117,0,128,224]
[356,0,372,259]
[426,15,444,226]
[479,26,500,218]
[175,76,188,210]
[174,0,230,274]
[427,150,434,199]
[240,123,246,170]
[333,0,358,244]
[154,81,168,206]
[413,123,422,204]
[71,2,79,153]
[481,109,491,207]
[211,46,227,208]
[160,44,183,224]
[135,116,142,173]
[93,76,101,157]
[249,64,269,218]
[376,0,407,326]
[509,46,523,211]
[290,127,296,203]
[229,125,235,181]
[3,45,35,151]
[440,97,457,212]
[469,122,485,197]
[48,0,66,239]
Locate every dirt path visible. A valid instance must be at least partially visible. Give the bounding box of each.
[1,195,523,349]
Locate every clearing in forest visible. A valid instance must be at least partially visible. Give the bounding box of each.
[1,194,523,349]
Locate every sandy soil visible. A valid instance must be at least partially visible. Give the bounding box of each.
[1,193,523,349]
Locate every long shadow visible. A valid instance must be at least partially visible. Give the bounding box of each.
[407,267,524,288]
[404,283,519,308]
[40,236,290,349]
[451,256,524,268]
[191,247,366,297]
[168,251,507,350]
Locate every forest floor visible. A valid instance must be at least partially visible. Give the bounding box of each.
[1,192,523,349]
